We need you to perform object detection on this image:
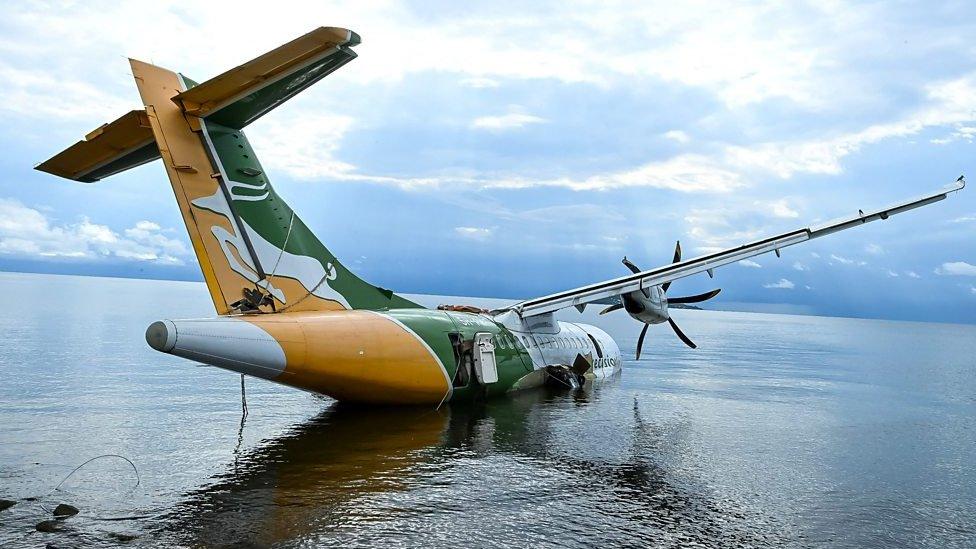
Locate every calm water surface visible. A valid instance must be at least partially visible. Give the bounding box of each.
[0,272,974,548]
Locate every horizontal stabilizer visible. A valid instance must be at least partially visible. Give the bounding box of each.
[172,27,359,129]
[35,110,159,182]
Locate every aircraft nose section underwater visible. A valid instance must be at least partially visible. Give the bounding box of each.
[145,318,288,381]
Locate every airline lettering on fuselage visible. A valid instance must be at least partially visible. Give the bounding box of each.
[593,357,618,369]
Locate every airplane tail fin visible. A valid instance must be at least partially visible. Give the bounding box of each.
[36,27,421,315]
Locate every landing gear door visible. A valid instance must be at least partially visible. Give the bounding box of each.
[472,332,499,384]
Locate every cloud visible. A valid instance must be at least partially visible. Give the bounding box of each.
[769,199,799,219]
[471,109,546,131]
[792,261,808,271]
[905,270,921,279]
[934,261,976,276]
[864,243,884,255]
[738,259,762,268]
[971,286,976,296]
[930,125,976,145]
[829,254,866,266]
[950,214,976,223]
[886,270,899,277]
[723,74,976,178]
[752,198,799,218]
[764,278,795,289]
[459,77,500,89]
[454,226,493,241]
[663,130,690,144]
[248,113,357,181]
[0,198,187,264]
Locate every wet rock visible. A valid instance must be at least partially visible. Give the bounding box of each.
[109,532,139,542]
[36,519,61,532]
[53,503,79,517]
[0,499,15,511]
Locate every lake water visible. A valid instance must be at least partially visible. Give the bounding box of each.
[0,271,974,548]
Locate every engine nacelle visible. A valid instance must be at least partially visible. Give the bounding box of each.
[621,285,669,325]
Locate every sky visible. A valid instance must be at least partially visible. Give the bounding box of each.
[0,1,974,323]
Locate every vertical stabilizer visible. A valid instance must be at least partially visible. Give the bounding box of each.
[37,28,421,315]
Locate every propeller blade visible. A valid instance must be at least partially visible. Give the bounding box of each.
[667,288,722,304]
[622,256,642,274]
[635,323,650,360]
[599,303,623,315]
[667,317,697,349]
[662,241,682,293]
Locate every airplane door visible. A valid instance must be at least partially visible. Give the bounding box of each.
[472,332,499,384]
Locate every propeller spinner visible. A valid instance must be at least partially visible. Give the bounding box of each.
[600,241,721,359]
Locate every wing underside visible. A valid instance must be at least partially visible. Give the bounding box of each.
[510,179,966,318]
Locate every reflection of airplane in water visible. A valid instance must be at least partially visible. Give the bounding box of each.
[152,385,784,547]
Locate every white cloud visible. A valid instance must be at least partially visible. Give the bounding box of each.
[970,285,976,296]
[929,125,976,145]
[471,109,546,131]
[753,198,799,218]
[905,270,921,279]
[4,1,976,201]
[663,130,690,144]
[764,278,795,289]
[792,261,808,271]
[0,198,187,264]
[454,226,493,241]
[934,261,976,276]
[460,77,500,89]
[724,74,976,178]
[864,243,884,255]
[828,254,866,266]
[542,154,742,193]
[950,214,976,223]
[769,199,799,219]
[738,259,762,268]
[248,113,357,180]
[810,252,821,259]
[253,118,741,191]
[886,270,899,277]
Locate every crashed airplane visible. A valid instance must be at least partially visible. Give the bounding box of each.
[37,27,965,406]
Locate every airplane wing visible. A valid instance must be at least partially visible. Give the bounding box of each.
[507,177,966,318]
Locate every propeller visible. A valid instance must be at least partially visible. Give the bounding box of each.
[610,241,721,358]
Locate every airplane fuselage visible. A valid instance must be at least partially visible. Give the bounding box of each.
[146,306,623,405]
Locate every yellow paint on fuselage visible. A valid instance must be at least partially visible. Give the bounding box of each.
[242,311,451,405]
